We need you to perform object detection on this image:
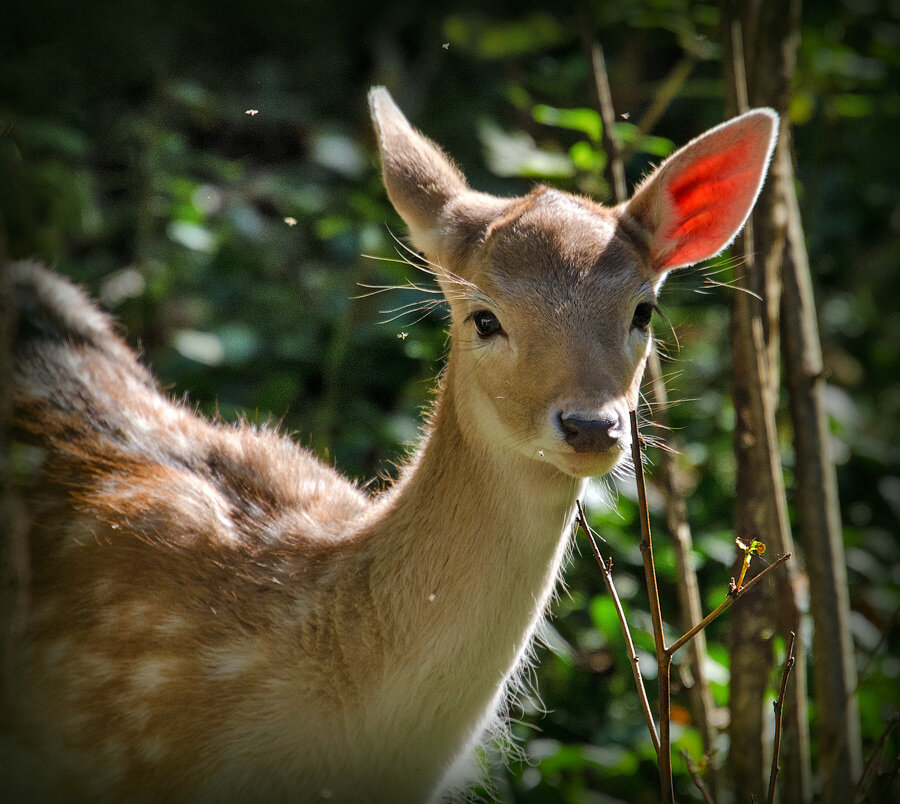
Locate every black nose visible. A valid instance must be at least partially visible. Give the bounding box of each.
[558,411,623,453]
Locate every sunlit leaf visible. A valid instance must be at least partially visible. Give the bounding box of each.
[569,141,606,172]
[532,105,602,140]
[479,121,574,178]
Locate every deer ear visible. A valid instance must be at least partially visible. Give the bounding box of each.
[624,108,778,273]
[369,87,510,264]
[369,87,468,256]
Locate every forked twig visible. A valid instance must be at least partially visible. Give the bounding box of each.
[768,630,797,804]
[665,553,792,658]
[628,410,793,803]
[575,501,661,756]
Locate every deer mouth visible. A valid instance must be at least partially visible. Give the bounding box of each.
[540,445,626,478]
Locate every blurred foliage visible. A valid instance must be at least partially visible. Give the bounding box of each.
[1,0,898,801]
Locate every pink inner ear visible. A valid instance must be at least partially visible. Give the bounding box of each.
[657,135,764,270]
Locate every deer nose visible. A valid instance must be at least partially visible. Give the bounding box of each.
[557,410,623,453]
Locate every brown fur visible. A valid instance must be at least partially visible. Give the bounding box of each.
[1,89,777,802]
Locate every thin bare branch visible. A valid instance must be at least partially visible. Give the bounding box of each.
[621,55,697,163]
[768,630,797,804]
[587,42,626,203]
[629,410,674,803]
[682,751,717,804]
[575,500,660,756]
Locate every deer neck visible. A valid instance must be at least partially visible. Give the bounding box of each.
[365,360,582,692]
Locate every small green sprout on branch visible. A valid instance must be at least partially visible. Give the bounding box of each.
[735,537,767,592]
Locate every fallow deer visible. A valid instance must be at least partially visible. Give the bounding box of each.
[2,87,777,802]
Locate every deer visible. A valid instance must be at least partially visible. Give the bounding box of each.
[1,87,777,802]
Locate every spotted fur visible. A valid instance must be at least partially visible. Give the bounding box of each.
[1,88,776,802]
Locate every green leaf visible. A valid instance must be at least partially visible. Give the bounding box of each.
[614,121,676,157]
[532,105,602,141]
[569,141,606,172]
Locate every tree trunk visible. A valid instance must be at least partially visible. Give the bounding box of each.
[780,128,863,801]
[720,1,811,800]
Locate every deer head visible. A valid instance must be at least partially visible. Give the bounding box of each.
[370,88,776,480]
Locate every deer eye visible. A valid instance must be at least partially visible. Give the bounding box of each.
[631,302,654,331]
[471,309,503,338]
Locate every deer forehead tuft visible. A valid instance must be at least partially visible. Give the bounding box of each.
[484,193,632,278]
[485,187,613,247]
[478,207,646,316]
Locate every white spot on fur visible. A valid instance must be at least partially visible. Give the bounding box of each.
[74,652,114,685]
[58,712,88,736]
[101,599,156,633]
[154,614,190,635]
[100,608,124,631]
[290,588,314,620]
[125,601,152,622]
[206,645,256,679]
[101,739,126,764]
[131,657,176,691]
[95,740,127,787]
